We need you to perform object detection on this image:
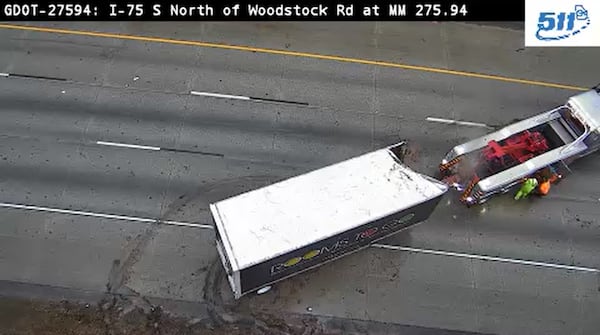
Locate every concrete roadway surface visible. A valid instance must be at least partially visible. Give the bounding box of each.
[1,22,600,335]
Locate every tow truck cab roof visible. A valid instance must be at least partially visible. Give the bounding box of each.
[568,87,600,131]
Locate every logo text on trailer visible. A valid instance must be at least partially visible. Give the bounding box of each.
[269,213,416,276]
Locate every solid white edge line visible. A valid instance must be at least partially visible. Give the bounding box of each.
[96,141,161,151]
[190,90,251,100]
[371,244,600,273]
[0,73,9,77]
[426,117,490,128]
[0,202,214,230]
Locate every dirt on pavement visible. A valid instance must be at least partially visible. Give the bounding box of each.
[0,296,326,335]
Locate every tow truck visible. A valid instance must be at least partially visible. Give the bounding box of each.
[439,85,600,206]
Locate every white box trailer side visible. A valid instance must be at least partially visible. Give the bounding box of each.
[210,142,448,299]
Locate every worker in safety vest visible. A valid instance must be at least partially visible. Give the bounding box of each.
[548,166,561,183]
[514,177,538,200]
[536,166,561,196]
[538,177,551,196]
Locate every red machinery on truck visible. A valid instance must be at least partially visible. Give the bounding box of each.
[441,129,555,204]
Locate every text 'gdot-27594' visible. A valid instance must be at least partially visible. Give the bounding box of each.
[2,3,98,17]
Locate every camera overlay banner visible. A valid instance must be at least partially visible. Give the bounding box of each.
[525,0,600,46]
[1,0,524,21]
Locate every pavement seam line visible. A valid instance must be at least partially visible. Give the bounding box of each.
[0,202,214,229]
[8,73,67,81]
[0,23,588,92]
[371,243,600,273]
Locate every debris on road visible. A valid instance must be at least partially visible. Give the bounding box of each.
[0,296,336,335]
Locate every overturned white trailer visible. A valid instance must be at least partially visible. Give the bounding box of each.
[209,142,448,299]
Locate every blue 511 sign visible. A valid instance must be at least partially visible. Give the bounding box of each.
[526,0,599,46]
[536,5,590,41]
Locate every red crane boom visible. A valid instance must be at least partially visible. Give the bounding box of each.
[482,130,549,166]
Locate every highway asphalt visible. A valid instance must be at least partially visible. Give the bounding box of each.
[1,22,599,335]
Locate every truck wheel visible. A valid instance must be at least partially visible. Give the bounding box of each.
[257,286,272,295]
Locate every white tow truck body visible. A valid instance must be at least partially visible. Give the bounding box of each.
[440,86,600,206]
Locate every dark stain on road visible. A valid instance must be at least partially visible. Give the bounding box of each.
[106,224,160,295]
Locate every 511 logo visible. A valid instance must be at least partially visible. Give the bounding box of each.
[536,5,590,41]
[525,0,599,46]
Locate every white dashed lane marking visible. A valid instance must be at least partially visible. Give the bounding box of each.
[426,116,492,128]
